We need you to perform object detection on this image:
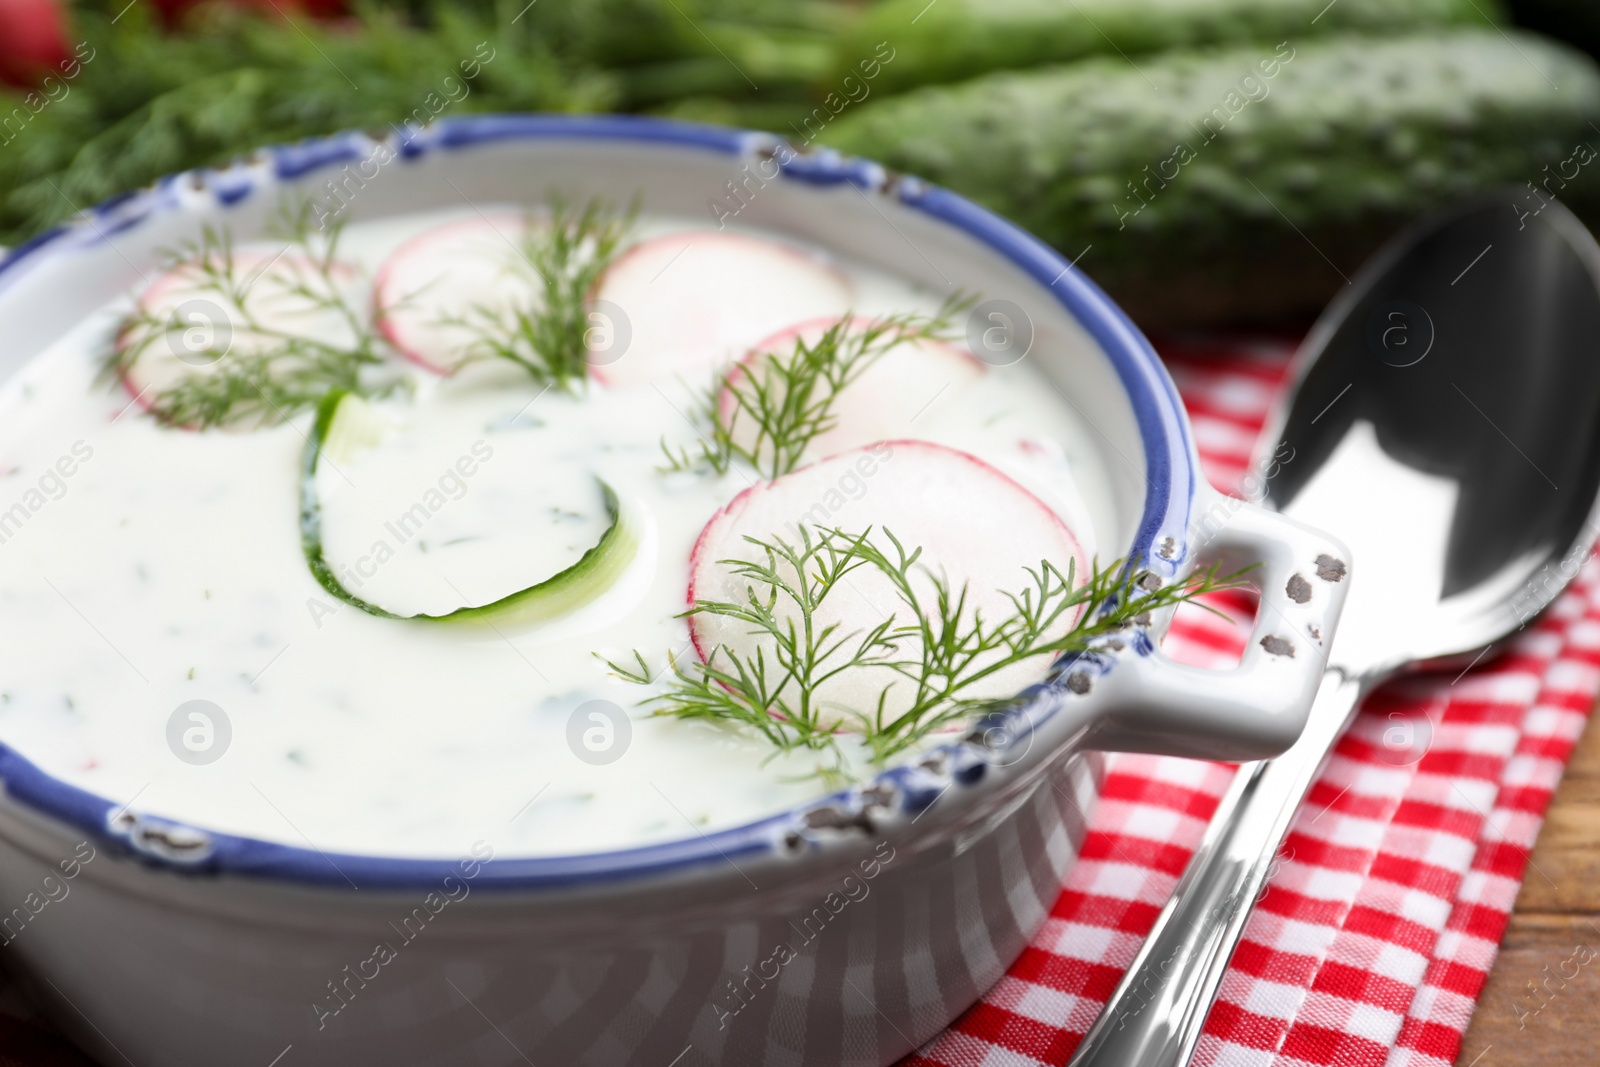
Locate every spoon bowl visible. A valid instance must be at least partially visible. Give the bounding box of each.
[1265,193,1600,674]
[1068,190,1600,1067]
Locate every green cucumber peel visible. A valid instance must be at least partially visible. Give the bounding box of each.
[301,390,638,625]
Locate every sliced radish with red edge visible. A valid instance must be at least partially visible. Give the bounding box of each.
[118,250,363,414]
[373,213,534,374]
[717,316,985,463]
[687,440,1087,728]
[588,231,851,387]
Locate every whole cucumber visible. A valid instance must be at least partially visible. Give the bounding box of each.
[824,30,1600,329]
[839,0,1500,95]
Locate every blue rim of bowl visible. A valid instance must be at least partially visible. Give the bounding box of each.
[0,113,1197,890]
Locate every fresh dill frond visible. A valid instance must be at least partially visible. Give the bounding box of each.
[441,197,634,390]
[0,4,622,247]
[108,198,389,429]
[600,525,1252,781]
[662,292,974,479]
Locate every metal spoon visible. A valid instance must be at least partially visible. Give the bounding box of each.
[1068,191,1600,1067]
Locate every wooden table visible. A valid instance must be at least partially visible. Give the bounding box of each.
[1457,707,1600,1066]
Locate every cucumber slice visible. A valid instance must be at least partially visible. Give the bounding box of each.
[300,390,639,625]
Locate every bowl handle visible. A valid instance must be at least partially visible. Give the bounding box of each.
[1082,493,1350,761]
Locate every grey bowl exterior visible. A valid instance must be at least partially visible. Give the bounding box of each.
[0,115,1348,1066]
[0,747,1103,1066]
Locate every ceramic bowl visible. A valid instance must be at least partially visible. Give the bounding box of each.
[0,114,1349,1067]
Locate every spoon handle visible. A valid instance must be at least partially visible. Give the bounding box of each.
[1066,668,1365,1067]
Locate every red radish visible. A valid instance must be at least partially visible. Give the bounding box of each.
[372,213,534,374]
[717,316,985,464]
[588,231,851,387]
[118,250,363,413]
[0,0,69,88]
[687,440,1087,727]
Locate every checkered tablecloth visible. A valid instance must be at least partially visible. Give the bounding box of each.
[903,339,1600,1067]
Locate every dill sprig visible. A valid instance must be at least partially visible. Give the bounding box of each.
[661,293,972,479]
[603,525,1250,780]
[439,197,634,389]
[109,199,389,429]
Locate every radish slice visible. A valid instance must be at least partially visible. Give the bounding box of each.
[717,316,985,463]
[118,251,363,411]
[373,213,535,374]
[687,440,1087,727]
[588,231,851,387]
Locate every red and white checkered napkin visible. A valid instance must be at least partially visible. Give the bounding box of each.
[907,340,1600,1067]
